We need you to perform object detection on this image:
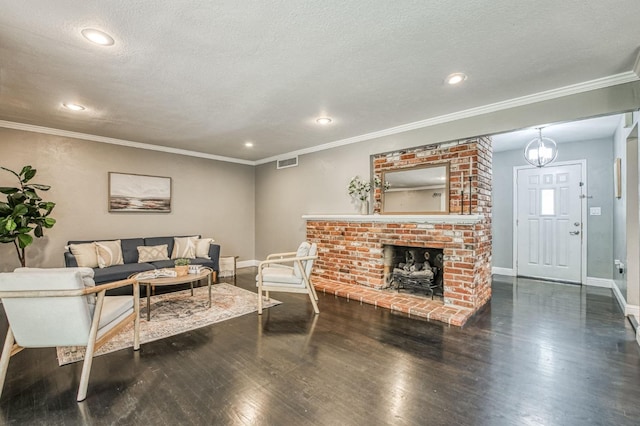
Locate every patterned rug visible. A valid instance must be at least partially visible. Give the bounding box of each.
[56,283,280,365]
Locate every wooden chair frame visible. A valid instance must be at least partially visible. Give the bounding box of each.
[257,252,319,314]
[0,278,140,402]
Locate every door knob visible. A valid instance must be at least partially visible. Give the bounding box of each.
[569,231,580,235]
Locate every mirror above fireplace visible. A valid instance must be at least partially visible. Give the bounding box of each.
[381,163,449,214]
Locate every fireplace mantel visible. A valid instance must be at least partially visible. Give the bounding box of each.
[302,214,483,224]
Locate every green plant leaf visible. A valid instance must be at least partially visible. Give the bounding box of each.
[30,184,51,191]
[12,204,28,216]
[22,167,36,183]
[17,233,32,248]
[5,218,16,231]
[43,217,56,227]
[0,187,19,194]
[34,224,43,237]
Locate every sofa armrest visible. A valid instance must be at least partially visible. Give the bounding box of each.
[64,251,79,267]
[208,244,221,272]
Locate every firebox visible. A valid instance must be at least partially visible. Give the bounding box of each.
[383,245,444,298]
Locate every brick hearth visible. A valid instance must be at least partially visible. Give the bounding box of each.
[305,136,492,326]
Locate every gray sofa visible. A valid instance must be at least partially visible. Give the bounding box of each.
[64,236,220,295]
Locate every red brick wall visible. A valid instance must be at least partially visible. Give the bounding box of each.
[306,137,492,312]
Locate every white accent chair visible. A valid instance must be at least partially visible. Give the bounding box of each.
[0,268,140,402]
[256,242,319,314]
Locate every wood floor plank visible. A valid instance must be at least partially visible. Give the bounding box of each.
[0,271,638,425]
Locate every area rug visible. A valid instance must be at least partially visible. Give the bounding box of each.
[56,283,280,365]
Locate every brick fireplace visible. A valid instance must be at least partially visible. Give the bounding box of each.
[305,136,492,326]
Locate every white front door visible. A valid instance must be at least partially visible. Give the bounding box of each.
[516,163,583,283]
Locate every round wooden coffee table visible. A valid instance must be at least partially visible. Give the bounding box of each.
[132,267,213,321]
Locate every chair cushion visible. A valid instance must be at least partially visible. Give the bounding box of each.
[14,267,96,307]
[98,296,133,338]
[257,267,305,286]
[137,244,170,262]
[68,243,99,268]
[293,242,311,278]
[0,268,95,346]
[96,240,125,268]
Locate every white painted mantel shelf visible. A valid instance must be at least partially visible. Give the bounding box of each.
[302,214,484,224]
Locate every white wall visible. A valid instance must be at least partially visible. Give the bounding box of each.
[0,128,256,271]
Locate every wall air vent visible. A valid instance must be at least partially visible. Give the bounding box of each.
[276,156,299,169]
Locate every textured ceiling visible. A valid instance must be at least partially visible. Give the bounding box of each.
[0,1,639,162]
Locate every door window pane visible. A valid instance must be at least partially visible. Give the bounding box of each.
[540,189,555,215]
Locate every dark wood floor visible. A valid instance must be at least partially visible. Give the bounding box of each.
[0,271,638,425]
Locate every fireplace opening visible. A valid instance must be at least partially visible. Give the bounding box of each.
[383,245,444,298]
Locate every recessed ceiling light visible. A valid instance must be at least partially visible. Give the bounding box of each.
[445,72,467,85]
[62,103,86,111]
[316,117,332,125]
[244,142,254,148]
[81,28,115,46]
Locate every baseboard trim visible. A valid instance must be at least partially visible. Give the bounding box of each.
[492,267,515,276]
[626,304,640,318]
[585,277,614,288]
[237,260,259,269]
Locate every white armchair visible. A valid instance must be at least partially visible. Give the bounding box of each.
[256,242,319,314]
[0,267,140,402]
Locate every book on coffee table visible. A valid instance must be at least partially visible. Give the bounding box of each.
[135,268,177,280]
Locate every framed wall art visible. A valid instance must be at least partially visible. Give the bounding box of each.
[108,172,172,213]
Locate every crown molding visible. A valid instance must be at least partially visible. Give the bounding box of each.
[0,121,255,166]
[1,71,637,167]
[255,71,639,165]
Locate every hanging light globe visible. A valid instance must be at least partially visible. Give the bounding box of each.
[524,128,558,167]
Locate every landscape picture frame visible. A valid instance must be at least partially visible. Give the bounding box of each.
[108,172,172,213]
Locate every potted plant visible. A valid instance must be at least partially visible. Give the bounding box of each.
[0,165,56,267]
[348,176,371,214]
[174,258,190,276]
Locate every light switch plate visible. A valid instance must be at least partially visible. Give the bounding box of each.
[590,207,601,216]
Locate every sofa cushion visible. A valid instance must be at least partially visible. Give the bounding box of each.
[137,244,169,263]
[148,259,177,269]
[96,240,124,269]
[121,238,145,264]
[68,243,99,268]
[93,263,155,284]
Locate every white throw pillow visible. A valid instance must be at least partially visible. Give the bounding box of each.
[96,240,124,269]
[195,238,214,259]
[137,244,170,263]
[68,243,99,268]
[171,236,198,259]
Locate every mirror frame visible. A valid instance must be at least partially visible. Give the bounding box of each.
[380,163,450,215]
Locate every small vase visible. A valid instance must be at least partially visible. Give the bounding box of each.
[360,200,369,215]
[175,265,188,276]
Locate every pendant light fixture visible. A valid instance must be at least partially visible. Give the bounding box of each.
[524,127,558,167]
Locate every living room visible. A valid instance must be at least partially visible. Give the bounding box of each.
[1,2,640,424]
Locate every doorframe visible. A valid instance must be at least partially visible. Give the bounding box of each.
[512,159,588,284]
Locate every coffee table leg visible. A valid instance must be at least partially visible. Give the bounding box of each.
[146,283,151,321]
[208,273,212,308]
